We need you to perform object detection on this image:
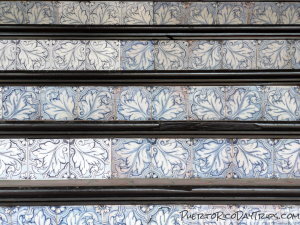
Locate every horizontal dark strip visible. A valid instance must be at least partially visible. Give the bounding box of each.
[1,70,300,85]
[1,121,300,138]
[1,186,300,206]
[0,25,299,40]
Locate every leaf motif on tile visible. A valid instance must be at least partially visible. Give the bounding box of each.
[118,88,150,120]
[31,139,69,178]
[252,3,279,24]
[27,2,54,24]
[71,139,110,178]
[90,2,120,24]
[17,40,49,70]
[227,87,261,120]
[0,40,16,70]
[223,41,255,69]
[60,2,88,24]
[191,87,225,120]
[152,88,186,120]
[281,4,300,24]
[13,207,55,225]
[115,139,151,177]
[0,140,25,178]
[123,2,153,25]
[154,3,183,25]
[87,41,119,70]
[292,40,300,69]
[3,87,39,120]
[194,139,231,177]
[79,88,112,120]
[234,139,271,176]
[189,3,215,24]
[149,207,181,225]
[217,3,245,24]
[155,41,187,70]
[0,2,26,24]
[42,88,75,120]
[152,139,189,177]
[190,41,221,69]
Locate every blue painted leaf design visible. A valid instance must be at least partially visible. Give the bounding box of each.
[189,2,216,24]
[281,3,300,24]
[0,40,16,70]
[251,3,279,24]
[90,1,120,24]
[154,2,184,24]
[149,206,182,225]
[123,2,153,25]
[0,2,27,24]
[27,2,54,24]
[14,207,55,225]
[217,3,246,24]
[60,2,88,24]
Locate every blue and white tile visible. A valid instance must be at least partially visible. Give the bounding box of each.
[250,2,280,24]
[117,87,151,121]
[69,139,111,179]
[122,1,153,25]
[12,206,56,225]
[0,40,16,70]
[41,86,77,120]
[28,139,70,179]
[112,138,152,178]
[265,86,300,121]
[217,2,247,24]
[56,205,102,225]
[189,86,226,120]
[155,41,188,70]
[121,41,154,70]
[258,40,291,69]
[0,139,27,180]
[151,139,191,178]
[193,139,233,178]
[222,40,256,70]
[148,205,185,225]
[189,40,221,70]
[0,207,11,225]
[57,1,89,24]
[26,1,55,24]
[2,86,40,120]
[78,86,114,120]
[53,40,86,70]
[16,40,51,70]
[90,1,121,25]
[188,2,217,25]
[86,40,120,70]
[226,86,263,120]
[292,40,300,69]
[151,86,187,120]
[0,1,28,24]
[232,139,273,178]
[274,139,300,178]
[286,205,300,224]
[281,3,300,24]
[0,88,2,120]
[154,2,186,25]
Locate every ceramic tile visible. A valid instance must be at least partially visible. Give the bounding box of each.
[57,1,89,24]
[217,2,247,24]
[265,86,300,121]
[0,207,11,225]
[292,40,300,69]
[0,40,16,70]
[151,86,187,120]
[56,205,102,224]
[86,40,120,70]
[222,40,256,70]
[151,139,191,178]
[112,138,152,178]
[117,87,151,121]
[90,1,121,25]
[154,40,188,70]
[122,1,153,25]
[189,86,226,120]
[258,40,291,69]
[121,40,154,70]
[0,1,28,24]
[69,139,111,179]
[188,2,217,25]
[0,88,2,120]
[148,205,186,225]
[26,1,55,24]
[0,139,27,180]
[226,86,263,120]
[28,139,70,179]
[154,2,187,25]
[53,40,86,70]
[189,40,221,70]
[274,139,300,178]
[250,2,280,24]
[16,40,52,70]
[281,3,300,24]
[232,139,273,178]
[2,86,40,120]
[41,86,77,120]
[11,206,56,225]
[77,86,114,120]
[286,205,300,224]
[193,139,233,178]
